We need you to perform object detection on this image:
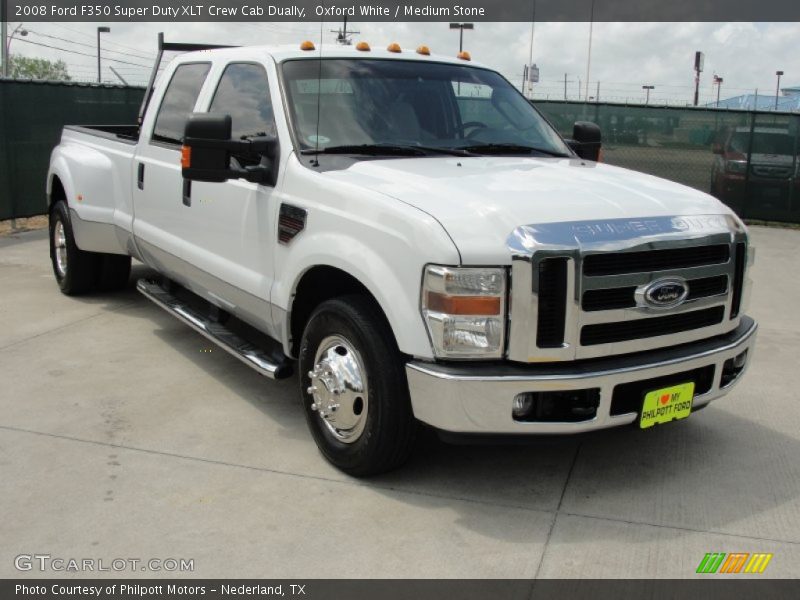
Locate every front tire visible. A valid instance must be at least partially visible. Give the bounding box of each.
[299,295,416,476]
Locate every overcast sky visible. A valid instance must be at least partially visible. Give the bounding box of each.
[6,20,799,105]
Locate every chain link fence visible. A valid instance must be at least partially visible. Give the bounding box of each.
[0,79,144,221]
[535,100,800,224]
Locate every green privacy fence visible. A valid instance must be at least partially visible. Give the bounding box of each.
[534,100,800,224]
[0,79,144,221]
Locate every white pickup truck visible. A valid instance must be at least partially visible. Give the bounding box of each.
[47,37,757,475]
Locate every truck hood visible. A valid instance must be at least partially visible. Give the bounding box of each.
[322,156,734,263]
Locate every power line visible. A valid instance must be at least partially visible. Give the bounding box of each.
[25,30,156,62]
[43,23,158,58]
[12,37,152,69]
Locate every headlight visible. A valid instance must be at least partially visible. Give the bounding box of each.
[421,265,507,359]
[725,159,747,174]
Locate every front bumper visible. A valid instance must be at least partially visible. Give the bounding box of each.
[406,317,757,434]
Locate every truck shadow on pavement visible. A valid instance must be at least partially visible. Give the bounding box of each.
[124,264,799,546]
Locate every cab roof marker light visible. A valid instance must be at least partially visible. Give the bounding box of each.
[457,51,471,61]
[416,45,431,56]
[356,41,371,51]
[300,41,315,51]
[387,43,402,53]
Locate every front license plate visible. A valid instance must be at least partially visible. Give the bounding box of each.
[639,382,695,429]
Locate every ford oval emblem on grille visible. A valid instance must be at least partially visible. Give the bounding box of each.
[639,278,689,309]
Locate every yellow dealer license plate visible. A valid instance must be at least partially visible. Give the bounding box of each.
[639,382,695,429]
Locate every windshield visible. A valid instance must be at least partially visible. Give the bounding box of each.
[729,131,795,156]
[281,58,571,157]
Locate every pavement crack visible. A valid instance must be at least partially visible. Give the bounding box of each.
[532,441,582,583]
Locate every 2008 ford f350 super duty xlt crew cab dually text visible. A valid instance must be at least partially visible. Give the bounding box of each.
[47,37,757,475]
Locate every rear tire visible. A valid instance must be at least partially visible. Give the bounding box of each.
[299,295,416,477]
[49,200,100,295]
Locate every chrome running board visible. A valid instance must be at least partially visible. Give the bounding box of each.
[136,278,292,380]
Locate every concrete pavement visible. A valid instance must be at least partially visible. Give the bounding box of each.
[1,226,799,578]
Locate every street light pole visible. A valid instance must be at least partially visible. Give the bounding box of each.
[4,24,29,77]
[97,26,110,83]
[693,51,704,106]
[713,75,723,107]
[642,85,654,105]
[775,70,784,111]
[449,22,473,54]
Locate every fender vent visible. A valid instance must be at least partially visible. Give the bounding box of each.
[278,204,307,245]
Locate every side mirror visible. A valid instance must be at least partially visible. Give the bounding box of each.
[181,113,279,185]
[567,121,602,161]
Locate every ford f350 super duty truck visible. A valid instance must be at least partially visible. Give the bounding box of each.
[47,36,756,476]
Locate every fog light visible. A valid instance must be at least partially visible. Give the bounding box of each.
[733,349,748,369]
[513,393,535,419]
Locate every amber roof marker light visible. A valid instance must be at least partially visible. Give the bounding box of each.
[387,42,402,53]
[416,45,431,56]
[457,51,471,61]
[300,40,315,51]
[356,41,371,51]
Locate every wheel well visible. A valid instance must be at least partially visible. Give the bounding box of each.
[289,266,391,357]
[50,176,67,210]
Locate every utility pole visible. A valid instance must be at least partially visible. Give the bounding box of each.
[596,81,600,102]
[449,22,473,54]
[97,26,110,83]
[526,0,536,99]
[1,1,7,79]
[693,51,704,106]
[564,73,568,100]
[775,70,784,110]
[331,16,358,45]
[585,0,595,101]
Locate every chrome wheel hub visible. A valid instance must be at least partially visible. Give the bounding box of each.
[307,335,368,444]
[54,220,67,278]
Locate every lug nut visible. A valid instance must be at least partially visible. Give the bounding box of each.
[311,403,318,411]
[307,386,317,394]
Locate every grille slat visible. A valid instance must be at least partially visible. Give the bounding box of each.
[580,306,726,346]
[581,275,728,312]
[583,245,730,277]
[536,258,568,348]
[730,243,746,319]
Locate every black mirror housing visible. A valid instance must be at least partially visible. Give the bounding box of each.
[182,114,233,182]
[181,113,279,185]
[568,121,602,162]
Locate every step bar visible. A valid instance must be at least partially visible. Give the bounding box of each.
[136,278,293,380]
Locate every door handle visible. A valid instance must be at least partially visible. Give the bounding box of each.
[182,179,192,207]
[137,163,145,190]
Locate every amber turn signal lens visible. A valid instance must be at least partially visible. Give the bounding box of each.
[457,51,471,61]
[416,45,431,55]
[356,41,371,51]
[300,40,315,51]
[180,146,191,168]
[426,292,501,316]
[387,42,402,53]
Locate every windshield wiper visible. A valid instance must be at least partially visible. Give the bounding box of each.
[461,143,570,158]
[300,143,473,157]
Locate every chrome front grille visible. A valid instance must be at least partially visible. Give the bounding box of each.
[507,215,751,363]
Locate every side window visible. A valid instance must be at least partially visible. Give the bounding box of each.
[152,63,211,145]
[209,63,276,140]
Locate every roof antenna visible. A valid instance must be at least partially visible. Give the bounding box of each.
[311,2,324,168]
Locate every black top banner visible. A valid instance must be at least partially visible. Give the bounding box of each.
[4,0,800,22]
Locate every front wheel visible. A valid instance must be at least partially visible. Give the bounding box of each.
[299,295,416,476]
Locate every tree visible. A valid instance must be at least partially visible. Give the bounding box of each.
[8,55,71,81]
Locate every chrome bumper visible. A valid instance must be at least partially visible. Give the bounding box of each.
[406,317,757,434]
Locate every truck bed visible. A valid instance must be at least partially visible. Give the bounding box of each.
[64,124,140,144]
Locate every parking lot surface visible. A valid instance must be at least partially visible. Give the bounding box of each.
[1,226,799,578]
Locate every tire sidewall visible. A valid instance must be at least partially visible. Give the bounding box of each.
[298,298,407,472]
